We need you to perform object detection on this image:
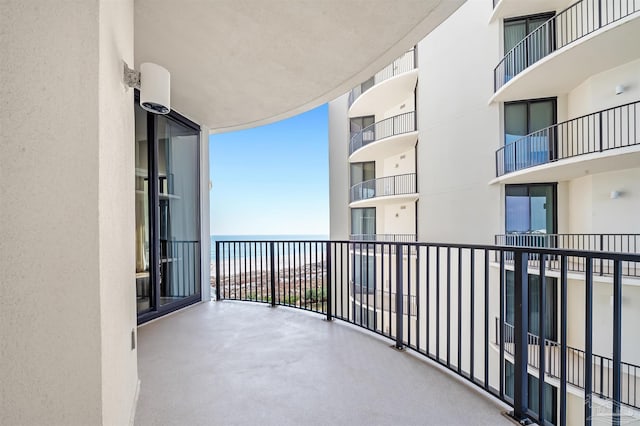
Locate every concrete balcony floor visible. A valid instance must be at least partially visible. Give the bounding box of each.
[135,301,513,425]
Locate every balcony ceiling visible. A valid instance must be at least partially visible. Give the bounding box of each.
[135,0,465,133]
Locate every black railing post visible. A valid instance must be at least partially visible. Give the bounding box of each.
[585,257,594,425]
[269,241,276,307]
[539,254,546,425]
[395,243,404,350]
[326,242,332,321]
[512,250,529,422]
[613,260,623,423]
[215,241,221,301]
[600,234,604,276]
[598,0,602,28]
[599,110,603,152]
[559,255,568,426]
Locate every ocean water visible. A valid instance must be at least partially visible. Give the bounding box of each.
[210,235,328,261]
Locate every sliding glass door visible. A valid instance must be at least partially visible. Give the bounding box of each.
[135,96,201,323]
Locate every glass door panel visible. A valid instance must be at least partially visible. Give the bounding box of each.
[135,105,152,314]
[529,184,555,234]
[156,115,201,306]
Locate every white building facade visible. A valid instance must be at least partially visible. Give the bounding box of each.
[329,1,640,424]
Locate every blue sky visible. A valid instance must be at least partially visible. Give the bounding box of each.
[210,104,329,236]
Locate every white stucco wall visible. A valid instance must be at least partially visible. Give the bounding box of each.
[381,202,416,235]
[381,149,415,177]
[0,1,138,424]
[568,59,640,118]
[329,95,350,239]
[417,0,502,244]
[567,169,640,235]
[98,1,139,425]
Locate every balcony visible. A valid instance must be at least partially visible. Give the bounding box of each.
[495,233,640,277]
[350,233,417,242]
[206,239,640,425]
[494,101,640,182]
[492,0,640,103]
[349,111,417,162]
[496,319,640,410]
[348,49,417,118]
[349,173,418,206]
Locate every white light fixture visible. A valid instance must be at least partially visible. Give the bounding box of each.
[615,84,624,95]
[123,62,171,115]
[610,190,621,199]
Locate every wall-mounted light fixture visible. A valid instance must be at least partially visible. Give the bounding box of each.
[615,84,624,95]
[610,190,621,199]
[124,62,171,115]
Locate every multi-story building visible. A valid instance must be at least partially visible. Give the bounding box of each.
[329,0,640,424]
[2,1,466,424]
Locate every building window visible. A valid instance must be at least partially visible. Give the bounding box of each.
[350,115,375,140]
[351,208,376,237]
[504,98,556,172]
[350,161,375,186]
[353,253,376,294]
[503,13,555,78]
[505,184,556,235]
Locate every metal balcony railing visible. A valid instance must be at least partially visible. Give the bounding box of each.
[349,173,416,203]
[349,111,416,156]
[497,319,640,409]
[350,233,417,242]
[214,239,640,425]
[496,100,640,176]
[348,48,416,107]
[494,0,640,92]
[496,233,640,277]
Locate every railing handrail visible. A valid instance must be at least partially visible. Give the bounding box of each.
[494,0,640,92]
[350,233,417,242]
[501,318,640,370]
[348,48,415,107]
[496,100,640,176]
[349,172,417,203]
[350,172,416,190]
[497,232,640,237]
[504,100,640,141]
[495,233,640,247]
[349,111,416,155]
[499,318,640,409]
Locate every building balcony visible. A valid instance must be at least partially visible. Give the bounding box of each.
[350,233,417,242]
[349,111,417,162]
[349,173,418,207]
[205,239,640,425]
[493,100,640,183]
[492,0,640,103]
[348,49,417,118]
[495,233,640,278]
[495,319,640,411]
